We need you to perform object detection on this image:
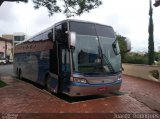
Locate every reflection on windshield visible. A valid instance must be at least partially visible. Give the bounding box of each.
[72,35,121,74]
[72,35,98,73]
[99,36,121,73]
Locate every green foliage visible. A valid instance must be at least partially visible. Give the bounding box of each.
[123,52,160,65]
[62,0,102,17]
[32,0,102,17]
[123,52,148,64]
[148,0,155,65]
[153,52,160,65]
[154,52,160,61]
[0,0,27,6]
[0,80,7,88]
[1,0,102,17]
[116,34,127,62]
[116,35,127,54]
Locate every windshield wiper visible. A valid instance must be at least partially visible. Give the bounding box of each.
[103,54,115,73]
[93,24,115,73]
[94,24,104,72]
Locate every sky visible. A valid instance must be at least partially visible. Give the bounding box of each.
[0,0,160,52]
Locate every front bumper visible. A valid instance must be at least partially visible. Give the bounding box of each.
[66,80,122,97]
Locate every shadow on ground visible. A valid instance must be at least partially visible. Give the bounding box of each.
[53,91,127,103]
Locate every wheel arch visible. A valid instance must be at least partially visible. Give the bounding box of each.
[44,72,50,87]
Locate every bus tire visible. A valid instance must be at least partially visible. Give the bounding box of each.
[18,69,22,80]
[46,75,52,93]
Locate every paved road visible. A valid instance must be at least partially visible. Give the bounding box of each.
[0,65,160,118]
[0,76,155,113]
[0,64,13,76]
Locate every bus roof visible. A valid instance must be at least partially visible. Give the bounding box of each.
[16,19,113,46]
[55,19,113,29]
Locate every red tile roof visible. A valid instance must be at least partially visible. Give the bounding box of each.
[0,37,12,42]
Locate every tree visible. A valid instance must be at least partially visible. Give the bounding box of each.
[116,35,127,53]
[116,34,127,62]
[148,0,155,65]
[0,0,28,6]
[154,0,160,7]
[0,0,102,17]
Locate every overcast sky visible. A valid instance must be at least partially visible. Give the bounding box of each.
[0,0,160,52]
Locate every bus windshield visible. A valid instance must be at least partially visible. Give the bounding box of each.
[70,21,121,74]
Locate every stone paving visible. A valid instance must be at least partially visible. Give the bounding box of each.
[0,75,159,114]
[121,75,160,112]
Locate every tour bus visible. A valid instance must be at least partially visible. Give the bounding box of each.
[14,19,131,96]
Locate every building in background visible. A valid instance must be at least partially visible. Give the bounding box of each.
[2,34,14,62]
[13,33,26,57]
[13,32,25,45]
[0,33,26,63]
[0,37,12,62]
[2,34,14,40]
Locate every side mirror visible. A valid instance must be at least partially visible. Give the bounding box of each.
[125,38,131,52]
[69,32,76,48]
[112,40,120,55]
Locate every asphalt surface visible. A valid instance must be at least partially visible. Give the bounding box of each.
[0,64,13,76]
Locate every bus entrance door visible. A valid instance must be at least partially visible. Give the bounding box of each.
[59,49,70,92]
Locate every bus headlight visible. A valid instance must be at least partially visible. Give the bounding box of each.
[70,77,87,84]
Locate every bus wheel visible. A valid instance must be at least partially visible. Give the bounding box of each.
[46,75,52,93]
[18,69,22,80]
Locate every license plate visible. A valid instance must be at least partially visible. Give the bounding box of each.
[98,87,107,91]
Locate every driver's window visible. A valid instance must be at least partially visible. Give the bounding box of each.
[55,25,62,41]
[55,22,68,45]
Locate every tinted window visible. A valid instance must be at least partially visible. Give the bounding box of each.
[14,35,25,41]
[70,21,96,36]
[55,25,62,40]
[55,22,68,44]
[70,21,115,38]
[95,25,115,38]
[43,29,53,40]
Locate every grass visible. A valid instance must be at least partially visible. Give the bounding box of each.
[0,80,7,88]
